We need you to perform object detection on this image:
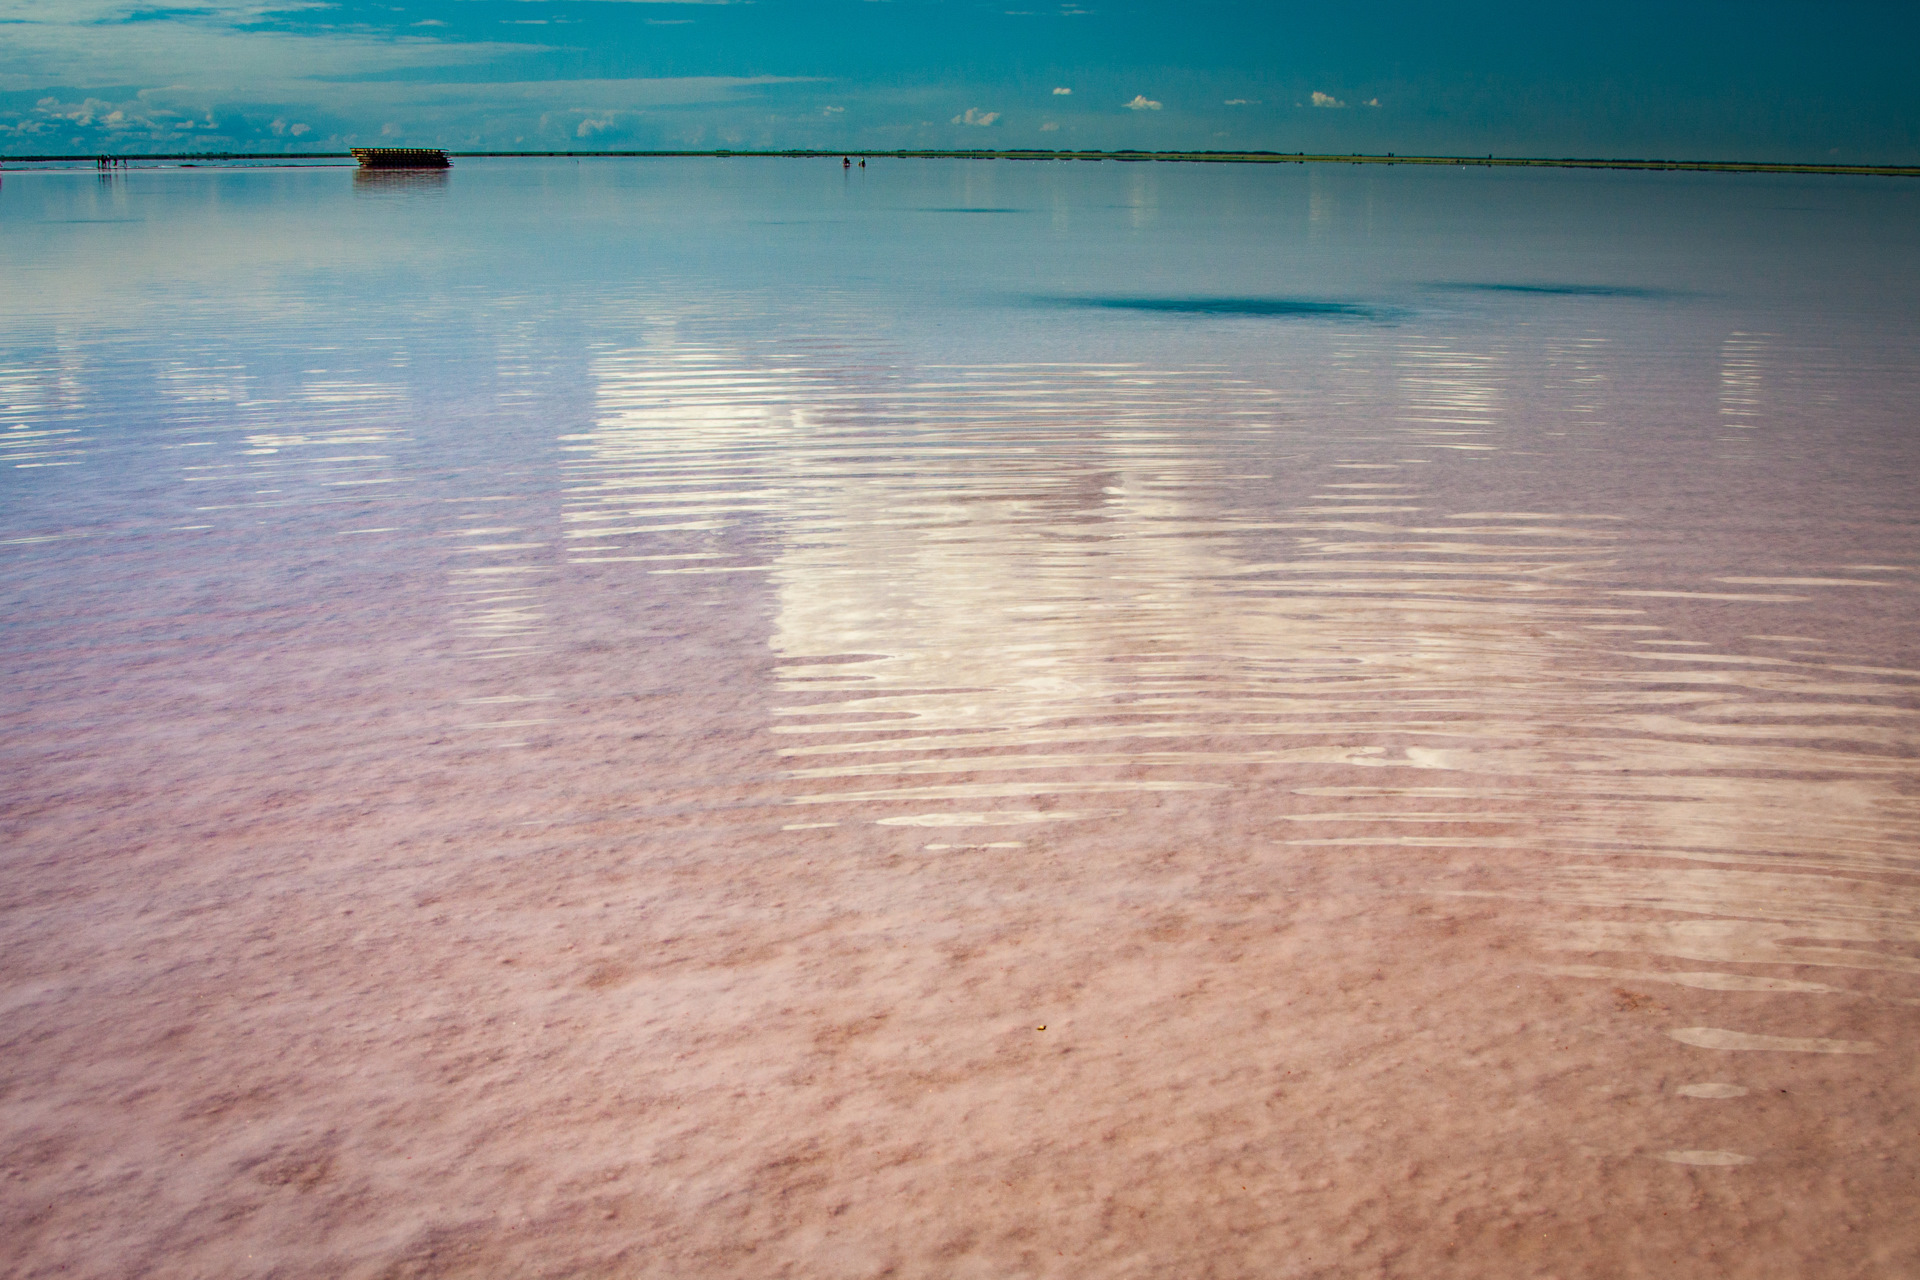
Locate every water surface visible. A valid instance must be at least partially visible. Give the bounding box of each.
[3,159,1918,1277]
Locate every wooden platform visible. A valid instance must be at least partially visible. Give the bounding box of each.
[350,148,450,169]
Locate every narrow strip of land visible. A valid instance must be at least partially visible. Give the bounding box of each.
[7,149,1917,177]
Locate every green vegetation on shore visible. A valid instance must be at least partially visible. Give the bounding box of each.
[8,149,1918,177]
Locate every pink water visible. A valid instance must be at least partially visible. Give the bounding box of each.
[3,159,1918,1277]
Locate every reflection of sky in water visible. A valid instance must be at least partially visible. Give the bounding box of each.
[4,159,1920,1182]
[0,354,86,469]
[575,332,1920,947]
[566,320,1920,1124]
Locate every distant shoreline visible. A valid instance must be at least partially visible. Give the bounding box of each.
[6,149,1918,177]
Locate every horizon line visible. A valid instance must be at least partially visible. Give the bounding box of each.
[10,149,1919,177]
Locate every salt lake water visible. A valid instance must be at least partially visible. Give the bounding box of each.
[3,158,1918,1276]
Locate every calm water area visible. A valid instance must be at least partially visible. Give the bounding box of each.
[3,158,1919,1276]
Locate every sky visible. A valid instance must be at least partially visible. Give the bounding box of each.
[3,0,1917,160]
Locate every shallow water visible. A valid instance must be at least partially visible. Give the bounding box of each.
[3,159,1918,1277]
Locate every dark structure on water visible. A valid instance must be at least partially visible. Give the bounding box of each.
[351,148,450,169]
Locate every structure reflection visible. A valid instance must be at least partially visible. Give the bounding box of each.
[352,168,450,198]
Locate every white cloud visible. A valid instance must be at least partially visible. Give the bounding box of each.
[3,74,820,154]
[951,107,999,126]
[0,16,528,95]
[1223,98,1256,105]
[1052,87,1071,95]
[1365,98,1380,107]
[28,96,121,130]
[4,0,324,23]
[275,72,808,153]
[1039,121,1058,131]
[823,105,844,114]
[1311,91,1346,109]
[2,92,255,144]
[1124,95,1161,111]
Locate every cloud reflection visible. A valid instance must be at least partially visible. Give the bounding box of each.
[568,329,1920,1166]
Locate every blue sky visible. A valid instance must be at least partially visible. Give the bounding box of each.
[3,1,1917,160]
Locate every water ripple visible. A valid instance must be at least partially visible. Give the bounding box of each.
[562,336,1920,1169]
